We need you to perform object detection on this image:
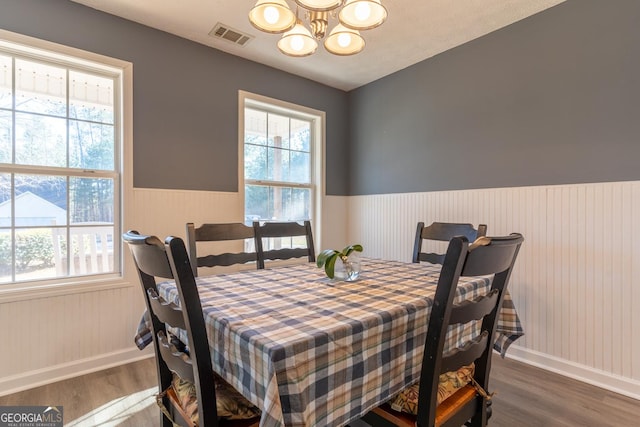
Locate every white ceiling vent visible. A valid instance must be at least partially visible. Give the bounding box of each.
[209,23,253,47]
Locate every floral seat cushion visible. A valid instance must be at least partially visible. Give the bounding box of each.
[389,363,475,415]
[170,372,261,425]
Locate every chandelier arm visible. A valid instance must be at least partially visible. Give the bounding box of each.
[249,0,386,56]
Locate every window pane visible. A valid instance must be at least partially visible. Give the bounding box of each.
[12,225,115,281]
[0,111,11,163]
[245,184,310,223]
[69,71,114,124]
[0,229,10,283]
[0,54,12,109]
[15,227,56,281]
[15,59,66,117]
[280,187,311,221]
[290,151,310,184]
[268,114,289,149]
[69,120,115,170]
[0,173,10,226]
[245,184,271,222]
[244,143,268,181]
[15,174,67,226]
[290,119,310,152]
[69,177,114,224]
[64,225,115,275]
[15,112,67,167]
[272,146,290,182]
[245,108,267,146]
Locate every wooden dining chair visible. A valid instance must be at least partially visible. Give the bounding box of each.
[413,222,488,265]
[254,220,315,269]
[123,230,261,427]
[363,233,524,427]
[185,222,258,277]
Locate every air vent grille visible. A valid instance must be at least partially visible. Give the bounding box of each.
[209,23,253,47]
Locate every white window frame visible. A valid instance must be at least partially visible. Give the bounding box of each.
[0,30,133,303]
[239,91,324,249]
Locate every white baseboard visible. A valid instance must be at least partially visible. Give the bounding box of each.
[506,345,640,401]
[0,347,154,397]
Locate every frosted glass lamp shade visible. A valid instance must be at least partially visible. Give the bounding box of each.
[278,22,318,56]
[324,24,365,55]
[249,0,297,33]
[339,0,387,30]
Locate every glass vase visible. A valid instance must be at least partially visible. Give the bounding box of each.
[333,254,361,281]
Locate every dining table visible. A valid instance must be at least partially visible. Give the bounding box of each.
[134,257,524,427]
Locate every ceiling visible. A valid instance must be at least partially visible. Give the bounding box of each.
[70,0,565,91]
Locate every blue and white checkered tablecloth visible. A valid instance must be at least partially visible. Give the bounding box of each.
[135,258,523,427]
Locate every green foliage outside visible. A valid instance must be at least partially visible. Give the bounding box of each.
[0,230,54,270]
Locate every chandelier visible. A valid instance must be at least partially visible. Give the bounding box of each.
[249,0,387,57]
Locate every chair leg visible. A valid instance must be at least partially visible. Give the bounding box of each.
[161,408,174,427]
[465,398,489,427]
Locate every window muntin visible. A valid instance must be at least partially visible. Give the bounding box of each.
[0,46,121,285]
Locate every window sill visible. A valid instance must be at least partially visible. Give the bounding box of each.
[0,275,133,304]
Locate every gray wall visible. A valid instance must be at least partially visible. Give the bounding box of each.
[348,0,640,195]
[0,0,350,195]
[4,1,639,197]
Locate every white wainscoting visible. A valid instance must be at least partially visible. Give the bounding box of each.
[3,184,638,399]
[347,181,640,399]
[0,282,149,395]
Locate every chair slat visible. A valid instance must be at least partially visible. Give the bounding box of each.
[413,221,487,265]
[441,331,489,373]
[186,222,258,276]
[158,331,194,383]
[259,248,310,262]
[449,290,499,325]
[147,288,185,329]
[254,221,315,269]
[198,252,258,268]
[418,252,446,264]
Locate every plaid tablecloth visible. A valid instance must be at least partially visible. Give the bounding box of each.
[134,258,524,427]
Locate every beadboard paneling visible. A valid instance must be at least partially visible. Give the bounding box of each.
[3,185,639,399]
[129,188,244,240]
[347,181,640,399]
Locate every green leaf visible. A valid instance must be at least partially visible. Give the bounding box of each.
[317,249,339,267]
[342,244,363,257]
[325,253,338,278]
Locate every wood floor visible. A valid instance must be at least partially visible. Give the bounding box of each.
[1,355,638,426]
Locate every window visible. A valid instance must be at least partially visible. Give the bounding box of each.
[241,92,323,249]
[0,34,126,286]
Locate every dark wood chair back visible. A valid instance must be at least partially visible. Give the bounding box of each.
[123,230,221,427]
[254,220,315,269]
[367,233,524,427]
[185,222,257,276]
[413,221,488,264]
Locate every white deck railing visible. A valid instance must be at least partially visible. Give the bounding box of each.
[52,225,114,276]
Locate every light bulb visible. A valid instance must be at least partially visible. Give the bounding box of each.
[337,33,352,48]
[263,6,280,24]
[290,35,304,51]
[354,2,371,21]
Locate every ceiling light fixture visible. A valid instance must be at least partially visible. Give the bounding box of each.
[249,0,387,57]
